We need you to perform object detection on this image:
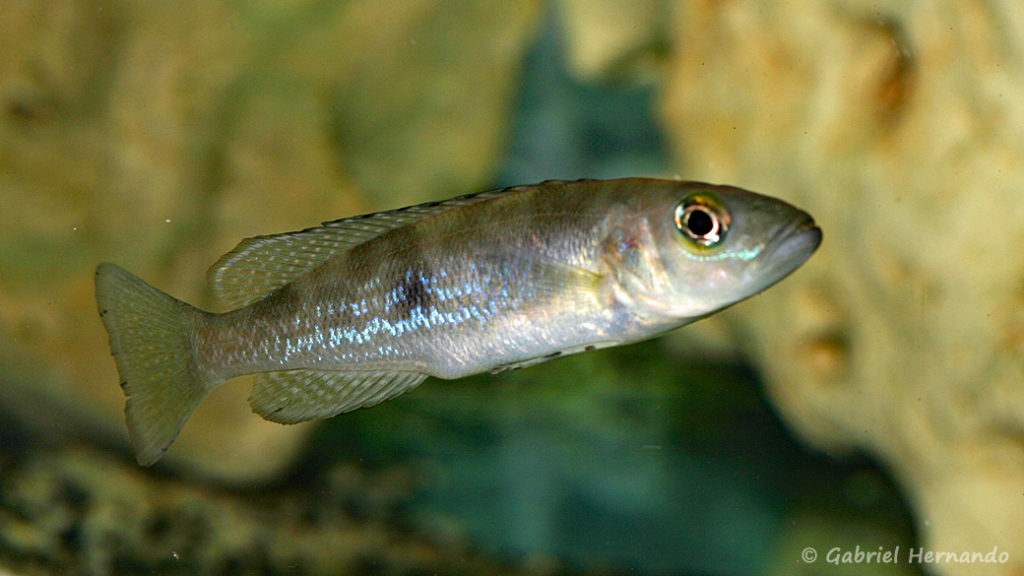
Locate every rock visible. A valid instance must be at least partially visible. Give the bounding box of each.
[0,447,584,576]
[0,0,541,481]
[15,1,1018,570]
[556,0,665,81]
[654,1,1024,574]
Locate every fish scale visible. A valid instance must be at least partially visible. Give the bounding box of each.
[95,178,821,465]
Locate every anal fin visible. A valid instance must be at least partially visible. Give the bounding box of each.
[250,369,428,424]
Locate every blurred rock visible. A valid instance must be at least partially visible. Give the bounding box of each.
[328,1,543,207]
[556,0,666,81]
[0,447,581,576]
[0,1,540,481]
[657,1,1024,574]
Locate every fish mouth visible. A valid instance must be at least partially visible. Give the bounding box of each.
[776,216,822,263]
[758,214,822,284]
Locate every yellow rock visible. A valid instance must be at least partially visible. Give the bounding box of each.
[0,0,541,481]
[658,1,1024,574]
[557,0,664,81]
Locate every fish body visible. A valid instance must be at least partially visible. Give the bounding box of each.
[95,178,821,465]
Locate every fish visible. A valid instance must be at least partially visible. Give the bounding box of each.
[95,178,821,465]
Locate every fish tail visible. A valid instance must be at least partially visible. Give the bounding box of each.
[95,263,219,466]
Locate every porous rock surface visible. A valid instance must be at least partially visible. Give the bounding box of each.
[643,2,1024,574]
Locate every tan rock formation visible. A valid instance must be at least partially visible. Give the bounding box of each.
[0,0,541,481]
[651,2,1024,574]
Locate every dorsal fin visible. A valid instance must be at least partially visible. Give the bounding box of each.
[207,186,524,309]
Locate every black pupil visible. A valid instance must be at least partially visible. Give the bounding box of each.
[687,208,715,237]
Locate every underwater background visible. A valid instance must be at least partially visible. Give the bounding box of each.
[5,1,1023,575]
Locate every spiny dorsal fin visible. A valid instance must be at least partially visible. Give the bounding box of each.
[250,369,428,423]
[207,186,525,309]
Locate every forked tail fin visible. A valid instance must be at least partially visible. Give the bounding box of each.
[95,263,219,466]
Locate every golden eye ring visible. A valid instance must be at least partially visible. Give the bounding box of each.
[675,194,729,247]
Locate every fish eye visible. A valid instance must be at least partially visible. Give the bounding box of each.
[675,194,729,247]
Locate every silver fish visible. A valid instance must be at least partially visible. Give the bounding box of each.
[95,178,821,465]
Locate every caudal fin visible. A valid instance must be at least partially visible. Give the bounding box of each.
[95,263,219,466]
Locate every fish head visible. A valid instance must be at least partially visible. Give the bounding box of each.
[628,182,821,321]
